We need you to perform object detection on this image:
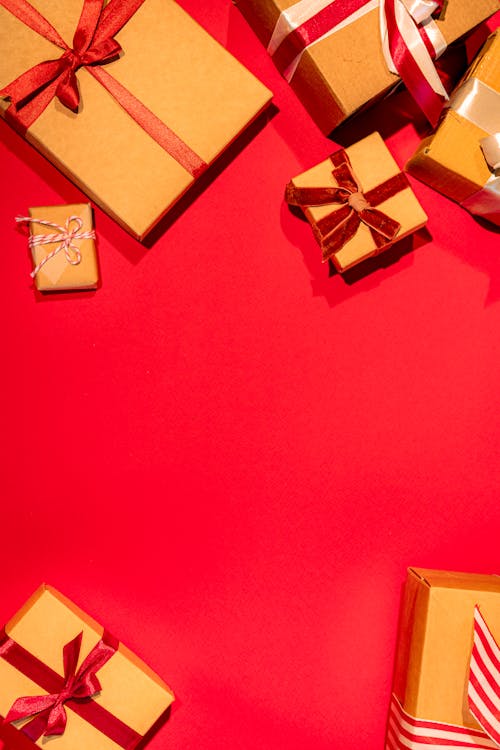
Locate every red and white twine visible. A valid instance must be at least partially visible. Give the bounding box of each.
[16,215,95,278]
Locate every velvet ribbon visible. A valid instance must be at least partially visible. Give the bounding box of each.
[0,628,141,749]
[267,0,448,126]
[386,606,500,750]
[0,0,207,178]
[285,148,407,262]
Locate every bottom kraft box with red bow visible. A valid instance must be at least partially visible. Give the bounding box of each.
[0,584,174,750]
[386,568,500,750]
[285,132,428,273]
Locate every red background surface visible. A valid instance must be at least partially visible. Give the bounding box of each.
[1,4,500,748]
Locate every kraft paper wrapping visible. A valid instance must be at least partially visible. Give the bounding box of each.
[0,585,174,750]
[288,132,427,272]
[234,0,499,134]
[391,568,500,728]
[0,0,272,240]
[406,31,500,218]
[27,204,98,291]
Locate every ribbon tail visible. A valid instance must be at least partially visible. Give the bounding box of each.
[359,207,401,241]
[285,182,350,208]
[320,210,360,261]
[381,0,447,126]
[88,66,207,178]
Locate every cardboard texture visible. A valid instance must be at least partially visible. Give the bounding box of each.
[27,204,98,291]
[288,132,427,272]
[0,584,174,750]
[0,0,272,240]
[406,32,500,208]
[234,0,499,133]
[390,568,500,729]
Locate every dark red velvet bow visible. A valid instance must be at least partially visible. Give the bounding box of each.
[4,632,114,740]
[285,149,408,262]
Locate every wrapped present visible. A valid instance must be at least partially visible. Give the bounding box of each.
[234,0,499,134]
[17,203,99,291]
[0,0,272,241]
[285,132,427,273]
[406,31,500,226]
[386,567,500,750]
[0,584,174,750]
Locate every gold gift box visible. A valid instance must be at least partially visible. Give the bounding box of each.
[389,568,500,731]
[287,132,427,272]
[234,0,498,134]
[406,31,500,223]
[0,0,272,240]
[27,203,98,292]
[0,584,174,750]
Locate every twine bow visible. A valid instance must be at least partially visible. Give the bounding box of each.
[285,149,406,262]
[4,632,114,739]
[16,214,96,278]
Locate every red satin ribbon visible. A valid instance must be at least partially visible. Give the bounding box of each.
[0,0,207,178]
[0,628,141,749]
[270,0,446,127]
[285,148,407,262]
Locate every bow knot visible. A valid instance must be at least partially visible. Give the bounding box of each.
[347,190,371,213]
[4,631,115,740]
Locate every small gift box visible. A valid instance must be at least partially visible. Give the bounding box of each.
[234,0,499,134]
[407,31,500,226]
[0,584,174,750]
[19,203,99,291]
[0,0,272,240]
[285,132,427,273]
[386,568,500,750]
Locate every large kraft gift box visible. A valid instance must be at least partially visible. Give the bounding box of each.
[406,31,500,226]
[234,0,499,134]
[0,0,272,241]
[386,567,500,749]
[0,584,174,750]
[285,132,428,273]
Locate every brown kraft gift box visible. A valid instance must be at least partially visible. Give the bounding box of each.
[25,203,99,292]
[0,584,174,750]
[387,568,500,739]
[406,31,500,225]
[234,0,499,134]
[285,132,427,273]
[0,0,272,240]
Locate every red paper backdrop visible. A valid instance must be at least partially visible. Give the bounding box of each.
[1,3,500,749]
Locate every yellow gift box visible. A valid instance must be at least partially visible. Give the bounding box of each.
[386,568,500,748]
[0,584,174,750]
[285,132,427,273]
[407,31,500,225]
[0,0,272,240]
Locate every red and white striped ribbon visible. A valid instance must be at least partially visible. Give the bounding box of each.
[268,0,448,125]
[386,607,500,750]
[16,215,96,278]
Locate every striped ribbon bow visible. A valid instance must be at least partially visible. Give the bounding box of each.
[387,606,500,750]
[16,214,96,278]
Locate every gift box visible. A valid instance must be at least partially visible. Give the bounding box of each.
[406,31,500,226]
[20,203,99,291]
[386,567,500,750]
[0,0,272,241]
[234,0,499,134]
[0,584,174,750]
[285,132,427,273]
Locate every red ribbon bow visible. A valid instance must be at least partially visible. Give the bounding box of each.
[4,631,115,740]
[0,0,206,177]
[285,149,407,262]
